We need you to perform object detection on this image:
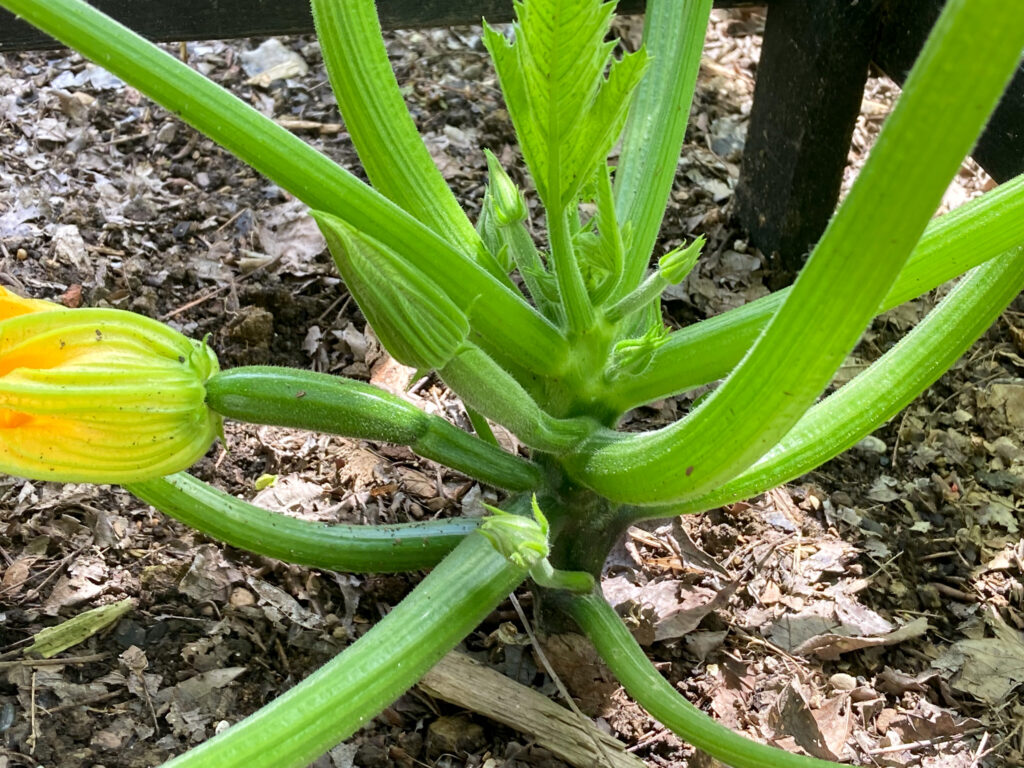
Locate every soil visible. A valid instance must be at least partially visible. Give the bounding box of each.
[1,8,1023,768]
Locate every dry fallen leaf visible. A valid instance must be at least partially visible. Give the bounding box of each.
[246,576,324,630]
[795,616,929,661]
[933,611,1024,704]
[602,573,737,643]
[26,598,133,658]
[767,681,847,761]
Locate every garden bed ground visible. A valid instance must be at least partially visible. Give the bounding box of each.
[1,8,1023,768]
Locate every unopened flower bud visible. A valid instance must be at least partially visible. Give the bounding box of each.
[314,211,470,370]
[608,323,669,377]
[484,149,528,227]
[480,496,549,570]
[658,235,706,284]
[0,288,220,483]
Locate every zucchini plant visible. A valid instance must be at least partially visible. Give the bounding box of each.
[1,0,1023,765]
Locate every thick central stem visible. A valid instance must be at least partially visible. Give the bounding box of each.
[534,462,630,632]
[547,495,628,577]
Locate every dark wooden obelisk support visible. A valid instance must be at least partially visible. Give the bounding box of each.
[733,0,883,278]
[874,0,1024,185]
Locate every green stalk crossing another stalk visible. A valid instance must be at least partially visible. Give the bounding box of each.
[566,0,1024,505]
[627,244,1024,519]
[608,172,1024,411]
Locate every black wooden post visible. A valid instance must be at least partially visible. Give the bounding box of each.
[874,0,1024,184]
[973,66,1024,184]
[733,0,883,279]
[0,0,518,50]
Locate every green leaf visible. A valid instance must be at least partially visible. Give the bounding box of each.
[26,599,134,658]
[484,0,648,210]
[313,212,469,371]
[588,164,627,305]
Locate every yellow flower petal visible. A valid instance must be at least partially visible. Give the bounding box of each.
[0,299,220,483]
[0,286,60,320]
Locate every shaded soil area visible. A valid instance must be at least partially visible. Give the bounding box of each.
[1,9,1022,768]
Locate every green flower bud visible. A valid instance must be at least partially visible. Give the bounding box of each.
[314,211,470,370]
[484,149,528,227]
[480,496,549,570]
[658,234,706,284]
[608,323,669,378]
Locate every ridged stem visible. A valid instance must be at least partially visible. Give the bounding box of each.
[441,346,594,453]
[567,0,1024,504]
[127,473,477,572]
[501,220,559,321]
[608,172,1024,411]
[309,0,505,281]
[549,206,596,335]
[161,531,529,767]
[566,591,845,767]
[628,245,1024,519]
[205,367,541,491]
[612,0,713,301]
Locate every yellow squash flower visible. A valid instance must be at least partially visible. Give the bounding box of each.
[0,286,221,483]
[0,285,60,317]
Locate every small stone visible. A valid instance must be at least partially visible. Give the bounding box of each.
[61,283,83,308]
[829,672,857,691]
[854,435,887,454]
[426,715,486,758]
[229,587,256,607]
[155,122,177,143]
[91,728,123,750]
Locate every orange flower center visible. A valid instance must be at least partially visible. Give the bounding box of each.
[0,409,31,429]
